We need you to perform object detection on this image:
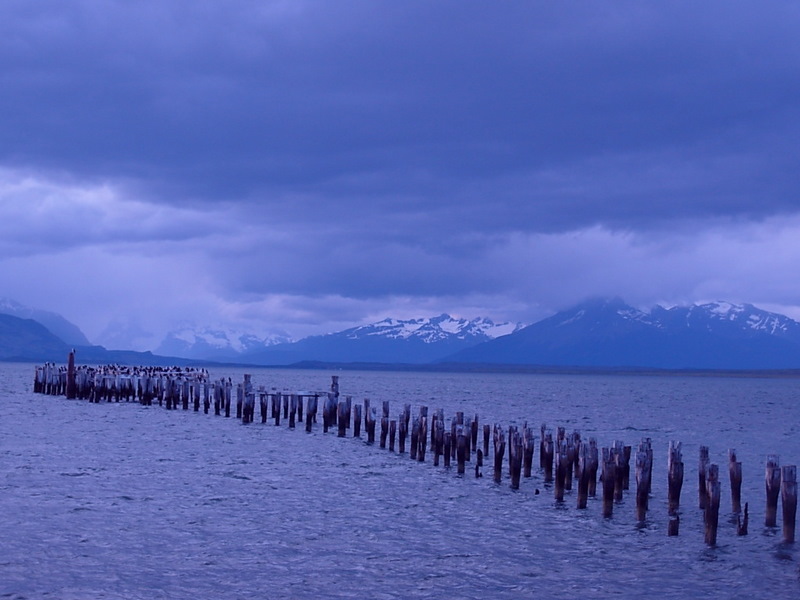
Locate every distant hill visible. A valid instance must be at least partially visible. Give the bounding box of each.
[0,298,90,346]
[444,298,800,369]
[0,312,210,367]
[0,313,71,361]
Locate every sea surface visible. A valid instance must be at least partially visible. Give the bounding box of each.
[1,362,799,599]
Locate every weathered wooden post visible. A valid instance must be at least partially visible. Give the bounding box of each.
[289,394,297,429]
[273,394,281,426]
[540,423,546,469]
[635,439,653,522]
[456,425,466,475]
[554,438,568,501]
[586,437,598,498]
[667,441,684,520]
[380,401,390,448]
[476,448,483,478]
[398,414,407,453]
[66,352,76,399]
[337,401,347,437]
[542,431,554,483]
[366,406,377,444]
[483,424,490,458]
[577,442,590,509]
[738,503,749,536]
[471,415,479,455]
[612,442,625,502]
[236,383,244,419]
[523,425,535,478]
[509,427,522,490]
[564,435,577,492]
[282,393,289,420]
[571,430,582,481]
[224,380,232,418]
[463,417,472,460]
[264,390,272,425]
[765,455,781,527]
[434,411,444,466]
[417,406,428,462]
[782,465,797,543]
[602,448,616,518]
[443,432,451,468]
[389,420,397,451]
[729,448,742,514]
[698,446,710,509]
[307,395,318,432]
[410,417,419,460]
[705,464,721,546]
[493,425,505,484]
[353,404,362,437]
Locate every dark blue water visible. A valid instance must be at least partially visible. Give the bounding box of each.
[2,363,799,599]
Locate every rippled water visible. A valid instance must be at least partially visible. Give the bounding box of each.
[1,363,799,599]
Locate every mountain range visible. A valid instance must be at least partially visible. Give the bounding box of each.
[3,297,800,370]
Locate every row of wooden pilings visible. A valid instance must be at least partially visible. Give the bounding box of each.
[37,359,797,547]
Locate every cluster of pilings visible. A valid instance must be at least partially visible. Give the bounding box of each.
[35,360,798,547]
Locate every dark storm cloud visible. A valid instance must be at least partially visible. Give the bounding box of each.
[2,1,799,235]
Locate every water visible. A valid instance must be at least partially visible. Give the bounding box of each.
[1,363,799,599]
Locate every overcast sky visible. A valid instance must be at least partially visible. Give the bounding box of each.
[2,1,800,350]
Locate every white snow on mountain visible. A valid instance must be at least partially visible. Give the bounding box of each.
[344,314,525,343]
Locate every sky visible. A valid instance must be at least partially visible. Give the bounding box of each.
[2,1,800,351]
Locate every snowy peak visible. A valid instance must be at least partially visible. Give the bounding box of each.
[156,325,292,360]
[341,314,524,343]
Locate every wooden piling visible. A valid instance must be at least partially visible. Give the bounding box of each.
[380,401,390,448]
[398,414,407,453]
[704,464,721,546]
[337,401,347,437]
[66,352,76,399]
[509,427,522,490]
[698,446,709,509]
[417,406,428,462]
[443,432,451,468]
[635,439,653,522]
[471,415,479,456]
[353,404,362,437]
[765,455,781,527]
[366,405,377,444]
[410,417,419,460]
[389,420,397,452]
[613,441,625,502]
[782,465,797,543]
[577,442,590,509]
[555,439,569,501]
[586,438,598,498]
[493,425,505,484]
[737,502,749,536]
[288,394,296,429]
[667,441,684,517]
[728,449,742,514]
[522,426,534,478]
[602,448,616,518]
[457,425,466,475]
[542,431,554,483]
[483,424,490,458]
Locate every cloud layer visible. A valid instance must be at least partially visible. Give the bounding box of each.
[2,1,800,348]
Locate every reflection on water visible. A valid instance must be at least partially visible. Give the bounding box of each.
[1,363,799,599]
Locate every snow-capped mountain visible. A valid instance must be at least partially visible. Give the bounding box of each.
[238,314,525,365]
[341,314,523,342]
[155,326,292,362]
[446,298,800,369]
